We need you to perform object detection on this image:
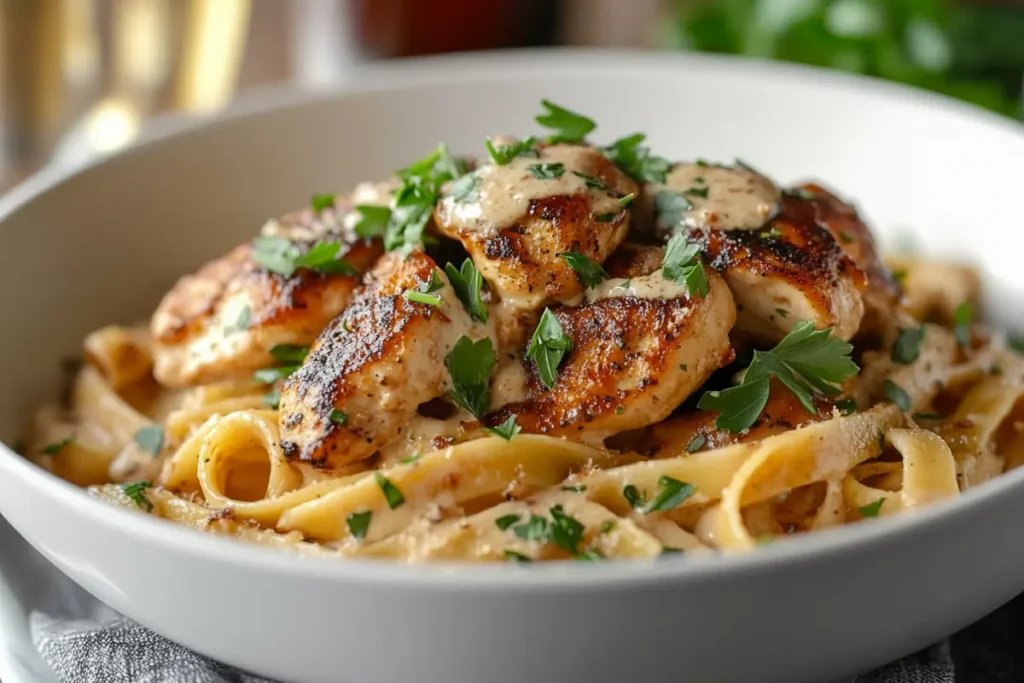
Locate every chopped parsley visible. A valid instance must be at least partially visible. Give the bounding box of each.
[561,485,586,493]
[374,473,405,509]
[645,476,695,513]
[835,398,857,416]
[513,514,548,541]
[446,173,478,203]
[487,415,522,442]
[685,434,706,453]
[262,389,281,409]
[859,498,885,518]
[351,205,391,239]
[528,162,565,179]
[526,309,573,390]
[602,133,670,184]
[684,186,710,199]
[884,379,911,412]
[445,336,497,419]
[254,366,298,384]
[615,405,625,415]
[623,484,646,509]
[385,144,465,253]
[133,425,164,456]
[891,327,925,364]
[891,268,908,284]
[774,308,789,318]
[403,269,445,307]
[41,437,73,456]
[661,233,709,298]
[653,190,692,227]
[548,505,585,555]
[252,236,357,277]
[496,514,521,531]
[619,193,635,207]
[594,212,618,222]
[954,301,974,347]
[572,171,609,191]
[121,480,153,512]
[346,511,372,541]
[599,520,616,535]
[311,193,335,213]
[328,409,348,426]
[485,136,539,165]
[504,549,532,562]
[445,259,488,323]
[560,251,608,288]
[401,452,422,464]
[535,99,596,144]
[697,321,859,433]
[269,344,309,364]
[575,549,604,561]
[913,412,946,421]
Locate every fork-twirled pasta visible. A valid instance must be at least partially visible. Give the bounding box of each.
[26,102,1024,562]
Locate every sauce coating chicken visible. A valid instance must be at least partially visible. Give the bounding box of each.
[150,207,382,388]
[277,251,491,468]
[434,142,637,311]
[484,246,736,445]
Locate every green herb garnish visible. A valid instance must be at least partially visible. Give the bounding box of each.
[575,549,604,561]
[485,136,539,165]
[859,499,885,518]
[374,473,405,509]
[835,398,857,416]
[954,301,974,347]
[623,484,646,510]
[684,186,710,198]
[513,514,548,541]
[602,133,670,184]
[685,434,706,453]
[526,309,572,390]
[403,269,446,308]
[661,233,709,298]
[572,171,610,190]
[252,236,357,277]
[644,476,695,513]
[528,162,565,179]
[134,426,164,456]
[697,321,859,433]
[486,415,521,442]
[269,344,309,364]
[445,336,497,419]
[328,409,348,426]
[892,327,925,364]
[548,505,585,555]
[884,379,911,412]
[346,511,372,541]
[445,259,488,323]
[351,205,391,239]
[504,549,532,562]
[560,251,608,288]
[262,389,281,409]
[41,437,73,456]
[653,190,692,227]
[535,99,596,144]
[619,193,635,207]
[121,480,153,512]
[311,193,335,213]
[496,514,521,531]
[227,305,250,334]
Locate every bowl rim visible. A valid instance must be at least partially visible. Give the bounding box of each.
[3,47,1024,590]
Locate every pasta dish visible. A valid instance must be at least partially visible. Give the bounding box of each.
[25,101,1023,563]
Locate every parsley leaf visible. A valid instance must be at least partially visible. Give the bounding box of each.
[954,301,974,347]
[526,309,573,390]
[346,511,372,541]
[602,133,670,184]
[485,136,539,165]
[252,236,357,277]
[496,514,521,531]
[859,499,885,518]
[445,259,488,323]
[385,144,464,253]
[293,242,358,275]
[892,327,925,364]
[572,171,609,190]
[575,549,604,561]
[269,344,309,364]
[535,99,596,144]
[311,193,335,213]
[486,415,521,441]
[685,434,706,453]
[548,505,585,555]
[403,269,446,307]
[835,398,857,416]
[227,305,250,334]
[253,366,299,384]
[528,162,565,179]
[121,480,153,512]
[560,252,608,288]
[41,437,73,456]
[645,476,695,513]
[133,426,164,456]
[884,379,911,412]
[374,473,405,509]
[351,205,391,239]
[328,409,348,426]
[684,186,710,199]
[447,173,478,203]
[262,389,281,409]
[698,322,859,433]
[623,484,647,509]
[504,549,532,562]
[653,190,692,227]
[661,233,709,297]
[445,336,497,419]
[619,193,635,207]
[513,514,548,541]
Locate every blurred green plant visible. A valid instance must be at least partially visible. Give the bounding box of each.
[667,0,1024,118]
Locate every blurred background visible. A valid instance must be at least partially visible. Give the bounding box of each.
[1,0,1022,192]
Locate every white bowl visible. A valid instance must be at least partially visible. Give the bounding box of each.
[1,49,1023,683]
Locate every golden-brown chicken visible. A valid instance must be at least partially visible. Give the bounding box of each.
[650,163,868,342]
[434,141,637,310]
[483,246,736,445]
[277,250,491,468]
[151,206,382,387]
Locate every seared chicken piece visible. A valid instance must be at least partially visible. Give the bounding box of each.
[434,141,637,310]
[278,251,490,468]
[651,162,867,341]
[483,246,736,445]
[151,205,382,387]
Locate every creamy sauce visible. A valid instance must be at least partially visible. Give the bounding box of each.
[439,144,622,237]
[489,357,531,409]
[661,163,780,231]
[584,273,690,303]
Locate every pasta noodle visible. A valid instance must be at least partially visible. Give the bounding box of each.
[23,107,1024,563]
